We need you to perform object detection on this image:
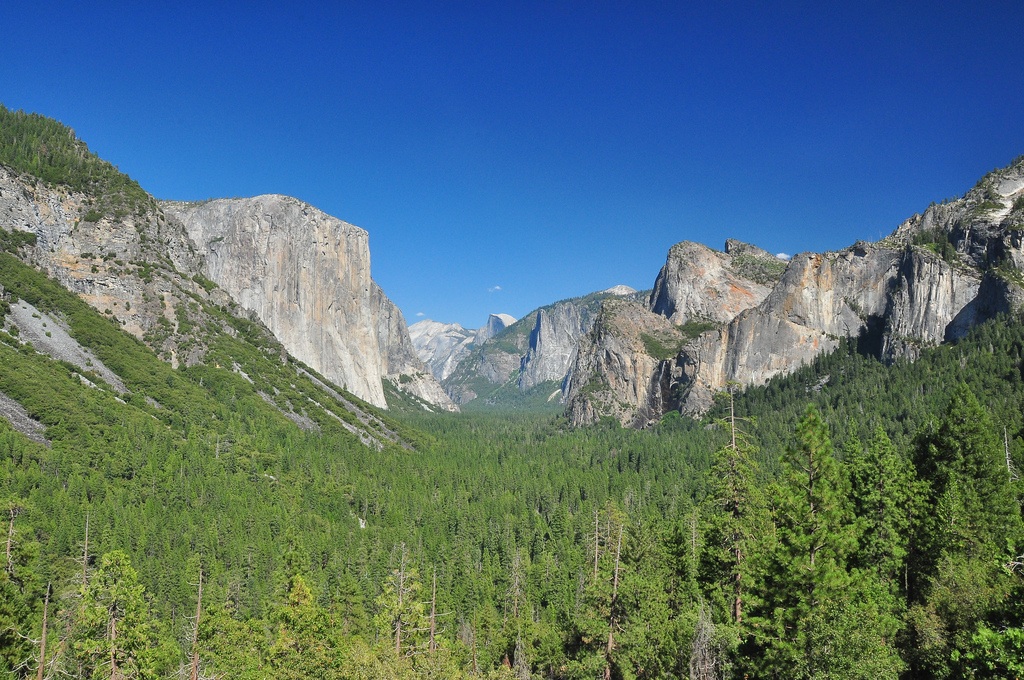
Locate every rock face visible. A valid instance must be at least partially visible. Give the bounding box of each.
[680,244,981,415]
[649,240,781,325]
[162,197,453,411]
[372,283,457,410]
[475,313,516,343]
[565,242,787,425]
[565,156,1024,427]
[563,297,684,427]
[0,165,222,366]
[439,288,638,405]
[518,300,602,391]
[408,319,476,381]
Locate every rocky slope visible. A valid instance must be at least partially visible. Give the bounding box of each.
[439,288,638,405]
[0,110,452,414]
[162,197,454,411]
[371,282,457,410]
[0,164,228,367]
[409,320,477,381]
[565,156,1024,426]
[648,239,782,325]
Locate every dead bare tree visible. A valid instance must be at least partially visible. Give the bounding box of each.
[604,523,623,680]
[5,501,23,575]
[689,602,719,680]
[35,583,50,680]
[428,569,437,653]
[189,565,203,680]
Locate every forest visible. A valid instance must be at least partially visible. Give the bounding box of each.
[1,237,1023,677]
[1,105,1023,678]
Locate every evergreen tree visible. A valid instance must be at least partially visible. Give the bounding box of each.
[913,383,1019,572]
[700,388,767,632]
[268,573,340,679]
[745,406,859,678]
[375,544,428,659]
[907,383,1022,678]
[69,550,163,680]
[846,427,920,590]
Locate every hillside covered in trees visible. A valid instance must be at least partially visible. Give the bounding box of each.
[1,107,1023,678]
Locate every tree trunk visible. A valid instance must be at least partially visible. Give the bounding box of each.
[428,570,437,653]
[190,567,203,680]
[36,583,49,680]
[605,524,623,680]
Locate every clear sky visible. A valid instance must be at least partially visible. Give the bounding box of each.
[2,2,1023,329]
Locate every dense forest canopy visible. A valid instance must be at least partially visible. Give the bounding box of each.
[1,109,1023,678]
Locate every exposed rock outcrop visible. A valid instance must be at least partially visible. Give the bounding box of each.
[372,283,458,411]
[476,313,516,344]
[565,156,1024,427]
[0,165,224,366]
[648,240,782,325]
[163,196,453,410]
[408,319,476,381]
[440,288,638,405]
[518,300,600,391]
[563,297,685,427]
[565,241,787,426]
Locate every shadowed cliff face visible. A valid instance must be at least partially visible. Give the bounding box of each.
[162,196,454,411]
[565,156,1024,427]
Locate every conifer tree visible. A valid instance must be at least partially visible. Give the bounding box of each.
[701,387,766,630]
[846,427,920,590]
[375,544,427,659]
[907,383,1023,677]
[69,550,159,680]
[747,406,858,678]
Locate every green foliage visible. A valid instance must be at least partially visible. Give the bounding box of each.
[912,228,958,263]
[0,229,37,254]
[0,104,154,220]
[69,550,165,680]
[191,272,217,293]
[640,330,686,360]
[729,252,788,285]
[846,427,921,587]
[745,406,861,678]
[3,213,1024,676]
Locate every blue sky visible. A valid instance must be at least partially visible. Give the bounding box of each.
[2,2,1023,328]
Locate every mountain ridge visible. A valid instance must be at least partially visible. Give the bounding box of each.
[564,154,1024,426]
[0,105,451,413]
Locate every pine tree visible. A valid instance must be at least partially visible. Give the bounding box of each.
[69,550,159,680]
[268,573,339,679]
[746,406,859,678]
[375,544,427,659]
[846,427,920,590]
[701,387,767,630]
[913,383,1020,572]
[907,383,1023,677]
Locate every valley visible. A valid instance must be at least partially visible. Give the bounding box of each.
[1,105,1023,679]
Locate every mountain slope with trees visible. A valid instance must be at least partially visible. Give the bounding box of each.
[0,106,1022,678]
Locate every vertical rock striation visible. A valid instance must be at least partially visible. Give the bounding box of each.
[565,155,1024,426]
[163,196,453,410]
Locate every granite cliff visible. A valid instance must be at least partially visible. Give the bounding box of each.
[0,113,452,413]
[0,164,222,366]
[565,156,1024,426]
[162,197,454,411]
[408,313,516,384]
[436,287,638,405]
